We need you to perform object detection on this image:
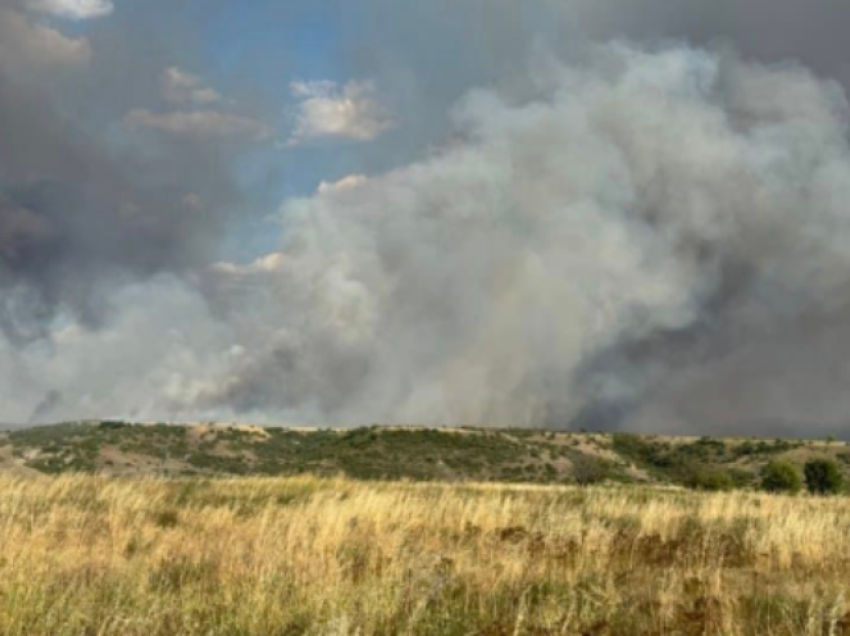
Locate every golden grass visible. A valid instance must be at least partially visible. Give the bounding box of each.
[2,475,850,635]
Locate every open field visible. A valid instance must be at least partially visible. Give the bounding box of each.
[2,474,850,635]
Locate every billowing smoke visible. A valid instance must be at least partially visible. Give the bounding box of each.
[0,0,258,344]
[6,42,850,435]
[190,45,850,432]
[5,0,850,437]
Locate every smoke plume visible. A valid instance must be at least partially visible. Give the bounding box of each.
[5,0,850,437]
[186,45,850,433]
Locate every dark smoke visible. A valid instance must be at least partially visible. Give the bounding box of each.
[0,1,252,342]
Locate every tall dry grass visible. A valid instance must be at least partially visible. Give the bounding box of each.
[1,475,850,635]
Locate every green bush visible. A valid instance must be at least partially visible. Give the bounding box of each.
[760,460,802,494]
[679,462,735,492]
[804,459,844,495]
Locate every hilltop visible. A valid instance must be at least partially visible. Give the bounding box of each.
[2,421,848,489]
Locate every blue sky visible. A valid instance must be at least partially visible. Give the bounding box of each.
[43,0,567,266]
[190,1,440,258]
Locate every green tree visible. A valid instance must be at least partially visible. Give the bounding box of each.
[804,459,844,495]
[760,460,802,494]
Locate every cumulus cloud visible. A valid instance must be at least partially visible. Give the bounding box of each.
[316,175,368,195]
[161,67,221,106]
[123,67,272,143]
[125,108,273,141]
[26,0,113,20]
[288,80,395,144]
[0,7,91,69]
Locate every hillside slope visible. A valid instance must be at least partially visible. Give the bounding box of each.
[2,422,849,488]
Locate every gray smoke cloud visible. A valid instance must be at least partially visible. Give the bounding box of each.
[0,0,259,343]
[187,44,850,433]
[5,0,850,437]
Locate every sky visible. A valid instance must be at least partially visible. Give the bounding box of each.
[5,0,850,436]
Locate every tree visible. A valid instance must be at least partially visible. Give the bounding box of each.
[804,459,844,495]
[760,460,802,494]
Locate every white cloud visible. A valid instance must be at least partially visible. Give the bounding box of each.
[161,67,221,106]
[0,8,91,69]
[123,66,273,143]
[26,0,113,20]
[288,80,394,145]
[317,175,368,195]
[125,109,273,141]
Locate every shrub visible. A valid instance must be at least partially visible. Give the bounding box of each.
[804,459,843,495]
[727,468,756,490]
[678,462,735,492]
[99,421,130,431]
[760,460,802,494]
[571,454,610,486]
[152,509,180,528]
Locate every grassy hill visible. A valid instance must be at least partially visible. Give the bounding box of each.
[2,421,849,489]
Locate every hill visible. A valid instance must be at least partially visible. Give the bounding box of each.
[2,421,849,489]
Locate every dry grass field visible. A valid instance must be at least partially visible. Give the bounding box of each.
[2,475,850,635]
